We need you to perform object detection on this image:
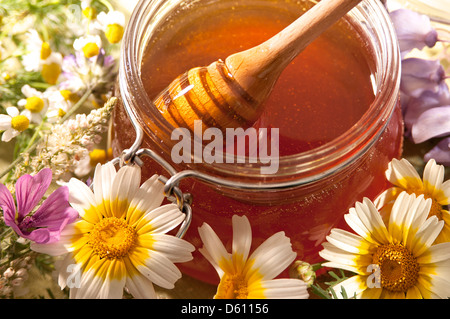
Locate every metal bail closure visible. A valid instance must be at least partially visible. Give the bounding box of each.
[112,97,193,239]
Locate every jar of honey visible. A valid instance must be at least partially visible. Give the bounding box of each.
[112,0,403,284]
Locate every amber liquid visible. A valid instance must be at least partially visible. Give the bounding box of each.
[141,3,375,155]
[115,0,403,284]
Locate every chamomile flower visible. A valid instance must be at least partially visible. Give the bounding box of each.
[31,162,195,299]
[0,107,31,142]
[198,215,309,299]
[73,35,102,59]
[95,11,126,44]
[17,85,48,124]
[21,29,63,85]
[375,158,450,243]
[81,0,97,21]
[44,88,79,123]
[319,192,450,299]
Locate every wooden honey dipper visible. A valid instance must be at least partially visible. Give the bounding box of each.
[153,0,363,133]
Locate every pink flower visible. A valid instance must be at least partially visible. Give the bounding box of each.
[0,168,79,244]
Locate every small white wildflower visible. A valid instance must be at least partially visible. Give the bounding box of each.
[21,30,63,85]
[73,35,102,58]
[95,11,126,44]
[17,85,48,124]
[0,107,31,142]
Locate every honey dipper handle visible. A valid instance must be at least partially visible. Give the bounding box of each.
[225,0,363,103]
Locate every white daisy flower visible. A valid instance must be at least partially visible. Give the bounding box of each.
[0,107,31,142]
[17,85,48,124]
[198,215,309,299]
[375,158,450,243]
[73,35,102,58]
[95,11,126,44]
[31,162,195,299]
[319,192,450,299]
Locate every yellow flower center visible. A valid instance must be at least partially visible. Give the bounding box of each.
[57,108,66,118]
[89,149,107,166]
[40,42,52,60]
[10,115,30,132]
[59,89,79,102]
[105,24,124,44]
[215,273,248,299]
[25,96,44,113]
[82,42,100,58]
[88,217,137,260]
[372,243,419,293]
[82,6,97,20]
[41,62,61,85]
[428,199,443,220]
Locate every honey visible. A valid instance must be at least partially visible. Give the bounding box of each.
[140,2,374,155]
[112,0,403,284]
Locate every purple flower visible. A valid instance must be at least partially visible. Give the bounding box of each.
[389,9,438,57]
[400,58,446,98]
[403,85,450,136]
[424,137,450,166]
[0,168,79,244]
[411,105,450,144]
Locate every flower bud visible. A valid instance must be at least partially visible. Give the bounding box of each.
[290,260,316,287]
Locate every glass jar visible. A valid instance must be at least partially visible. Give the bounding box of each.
[112,0,403,284]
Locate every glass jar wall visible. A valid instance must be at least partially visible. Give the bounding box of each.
[112,0,403,284]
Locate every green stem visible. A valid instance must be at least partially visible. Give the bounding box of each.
[0,87,93,182]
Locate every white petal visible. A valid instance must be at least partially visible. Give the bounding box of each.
[134,249,182,289]
[1,128,18,142]
[411,217,444,256]
[248,278,309,299]
[125,273,157,299]
[68,177,101,223]
[136,204,185,234]
[329,275,367,299]
[325,228,372,255]
[386,158,423,189]
[110,164,141,218]
[247,232,296,281]
[198,222,232,273]
[148,234,194,263]
[0,114,12,130]
[127,174,165,226]
[422,159,444,195]
[6,106,19,117]
[417,242,450,264]
[232,215,252,264]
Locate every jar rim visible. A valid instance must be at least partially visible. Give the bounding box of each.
[118,0,401,185]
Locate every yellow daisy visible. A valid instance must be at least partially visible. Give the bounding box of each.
[319,192,450,299]
[375,158,450,243]
[32,162,195,299]
[198,215,309,299]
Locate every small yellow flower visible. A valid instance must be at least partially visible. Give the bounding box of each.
[105,24,124,44]
[96,11,126,44]
[89,149,107,166]
[73,35,102,59]
[40,42,52,60]
[82,6,97,20]
[375,158,450,243]
[41,62,62,85]
[18,85,48,124]
[0,107,31,142]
